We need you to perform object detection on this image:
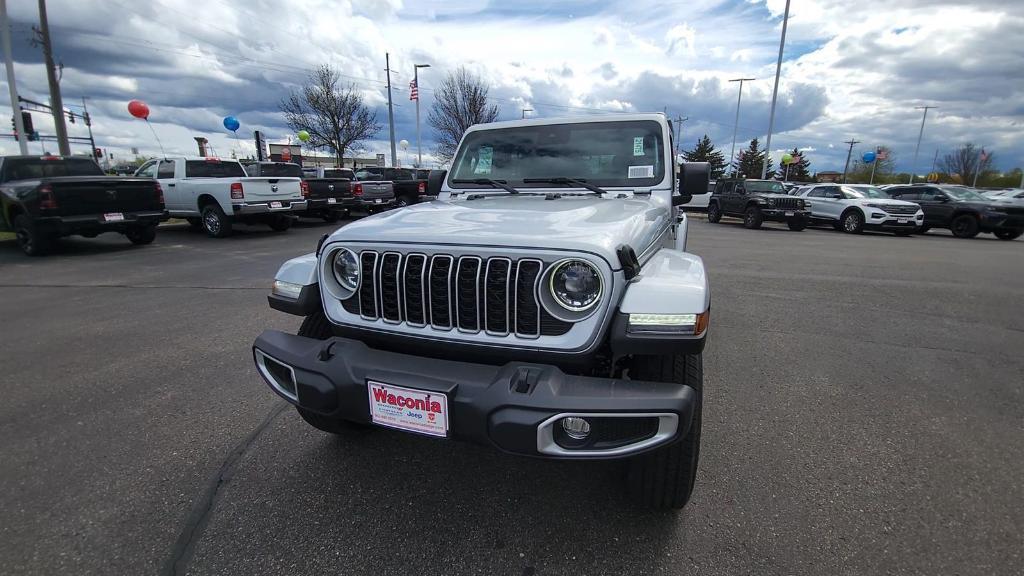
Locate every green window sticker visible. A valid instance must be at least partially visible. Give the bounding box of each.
[633,137,644,157]
[474,146,493,174]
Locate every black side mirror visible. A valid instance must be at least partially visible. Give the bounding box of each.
[936,195,949,202]
[427,169,448,196]
[673,162,709,206]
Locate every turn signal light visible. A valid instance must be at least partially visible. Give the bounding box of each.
[39,185,58,210]
[352,183,363,196]
[418,182,425,194]
[230,182,244,199]
[627,311,709,335]
[154,182,165,206]
[300,181,310,198]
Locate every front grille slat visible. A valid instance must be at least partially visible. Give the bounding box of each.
[348,252,575,340]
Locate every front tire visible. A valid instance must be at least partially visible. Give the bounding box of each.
[743,205,763,229]
[625,354,702,510]
[296,310,371,433]
[125,224,157,245]
[950,214,980,239]
[396,196,412,208]
[13,214,53,256]
[841,209,864,234]
[201,204,232,238]
[994,228,1023,241]
[707,202,722,223]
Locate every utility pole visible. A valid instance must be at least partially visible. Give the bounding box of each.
[81,97,96,158]
[2,0,28,154]
[909,106,935,184]
[385,52,396,167]
[841,138,860,183]
[521,108,532,119]
[673,115,688,156]
[36,0,70,155]
[972,146,984,188]
[761,0,791,179]
[728,77,755,176]
[413,63,430,168]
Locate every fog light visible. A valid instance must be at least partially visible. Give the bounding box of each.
[272,280,303,299]
[561,417,591,440]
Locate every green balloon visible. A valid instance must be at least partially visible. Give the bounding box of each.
[781,153,793,165]
[297,130,310,142]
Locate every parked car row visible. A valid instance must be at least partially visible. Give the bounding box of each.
[692,176,1023,241]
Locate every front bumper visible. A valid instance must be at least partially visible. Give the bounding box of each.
[866,210,924,230]
[761,208,810,222]
[232,200,308,214]
[252,330,697,459]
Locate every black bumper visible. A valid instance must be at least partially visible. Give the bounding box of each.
[37,211,167,236]
[252,330,697,459]
[761,209,810,222]
[358,198,395,208]
[305,197,356,211]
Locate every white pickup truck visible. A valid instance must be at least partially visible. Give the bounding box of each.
[134,157,308,237]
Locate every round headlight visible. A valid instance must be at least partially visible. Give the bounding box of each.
[332,249,360,291]
[549,259,602,312]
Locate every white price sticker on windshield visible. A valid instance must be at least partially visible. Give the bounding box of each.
[474,146,493,174]
[633,137,645,156]
[628,165,654,179]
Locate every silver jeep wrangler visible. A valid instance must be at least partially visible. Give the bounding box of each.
[253,114,711,509]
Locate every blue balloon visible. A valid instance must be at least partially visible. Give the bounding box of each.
[862,151,876,163]
[223,116,240,132]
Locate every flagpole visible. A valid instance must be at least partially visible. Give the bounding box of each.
[972,147,984,188]
[869,156,877,185]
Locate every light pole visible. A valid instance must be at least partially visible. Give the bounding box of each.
[909,106,935,184]
[1,0,28,154]
[413,63,430,168]
[522,108,533,119]
[728,77,755,176]
[385,52,396,167]
[761,0,791,179]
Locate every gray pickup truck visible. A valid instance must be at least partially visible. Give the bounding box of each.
[253,114,711,509]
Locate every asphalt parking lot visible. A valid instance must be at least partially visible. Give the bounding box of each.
[1,216,1022,576]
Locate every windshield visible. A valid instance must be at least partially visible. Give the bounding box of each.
[449,120,665,189]
[744,180,785,193]
[185,160,246,178]
[4,158,104,180]
[257,163,302,177]
[942,186,988,201]
[842,186,888,199]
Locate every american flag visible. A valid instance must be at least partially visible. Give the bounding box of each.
[409,79,418,101]
[876,148,888,161]
[980,148,989,162]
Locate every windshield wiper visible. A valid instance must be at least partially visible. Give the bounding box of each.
[522,177,606,197]
[451,178,519,194]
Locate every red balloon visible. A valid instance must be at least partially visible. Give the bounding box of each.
[128,100,150,120]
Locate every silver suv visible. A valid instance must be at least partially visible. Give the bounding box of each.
[253,114,712,509]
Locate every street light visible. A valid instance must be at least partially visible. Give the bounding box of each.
[909,106,935,184]
[522,108,533,119]
[413,63,430,168]
[761,0,791,179]
[728,77,755,176]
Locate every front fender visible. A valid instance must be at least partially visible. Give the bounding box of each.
[268,252,321,316]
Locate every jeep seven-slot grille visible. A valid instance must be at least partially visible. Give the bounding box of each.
[341,252,571,337]
[773,197,802,210]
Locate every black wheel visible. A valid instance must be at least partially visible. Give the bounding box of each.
[787,218,806,232]
[14,214,54,256]
[706,202,722,223]
[396,196,412,208]
[841,209,864,234]
[831,220,843,231]
[200,204,232,238]
[994,228,1023,241]
[950,214,979,239]
[186,217,203,231]
[296,310,371,433]
[917,226,930,235]
[322,211,341,223]
[125,224,157,245]
[268,215,293,232]
[625,354,702,510]
[743,205,763,229]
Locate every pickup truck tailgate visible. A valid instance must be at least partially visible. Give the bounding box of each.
[239,177,303,201]
[357,182,393,200]
[48,177,162,216]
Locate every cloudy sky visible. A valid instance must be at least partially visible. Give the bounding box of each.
[3,0,1023,174]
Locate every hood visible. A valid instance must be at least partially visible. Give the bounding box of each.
[329,195,669,266]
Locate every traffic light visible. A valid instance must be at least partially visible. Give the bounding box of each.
[21,111,33,135]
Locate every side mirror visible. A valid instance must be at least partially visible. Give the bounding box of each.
[673,162,709,206]
[936,195,949,202]
[427,169,448,196]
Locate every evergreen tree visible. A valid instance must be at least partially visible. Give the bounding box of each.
[734,138,772,178]
[681,134,727,178]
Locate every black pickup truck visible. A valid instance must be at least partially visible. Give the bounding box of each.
[355,167,432,207]
[0,155,167,256]
[245,162,352,223]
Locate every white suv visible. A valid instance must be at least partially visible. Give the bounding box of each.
[797,184,924,235]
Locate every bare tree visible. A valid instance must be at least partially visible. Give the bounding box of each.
[427,67,500,160]
[941,143,994,185]
[280,65,381,167]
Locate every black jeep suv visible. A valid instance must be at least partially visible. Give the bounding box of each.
[707,178,811,231]
[884,184,1024,240]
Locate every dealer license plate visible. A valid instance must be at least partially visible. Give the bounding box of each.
[784,211,794,217]
[367,381,448,437]
[327,197,337,204]
[103,212,124,222]
[897,218,909,223]
[374,199,383,204]
[270,201,283,209]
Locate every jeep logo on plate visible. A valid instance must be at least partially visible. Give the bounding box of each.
[271,185,279,192]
